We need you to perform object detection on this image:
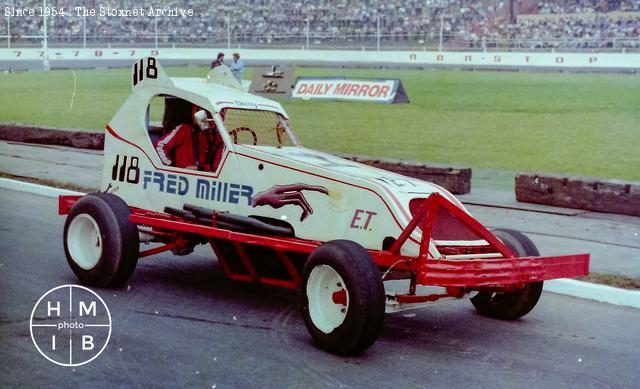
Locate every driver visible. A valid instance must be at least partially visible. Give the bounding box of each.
[155,105,223,172]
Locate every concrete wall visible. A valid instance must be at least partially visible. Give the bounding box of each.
[1,48,639,71]
[516,173,640,217]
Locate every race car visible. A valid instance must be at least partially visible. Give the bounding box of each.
[59,57,590,355]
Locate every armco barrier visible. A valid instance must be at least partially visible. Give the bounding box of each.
[516,173,640,217]
[0,124,471,194]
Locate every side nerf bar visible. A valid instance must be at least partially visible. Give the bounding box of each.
[59,195,82,215]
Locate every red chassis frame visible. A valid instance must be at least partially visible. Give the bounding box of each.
[59,193,590,304]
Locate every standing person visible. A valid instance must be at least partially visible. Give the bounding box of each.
[211,52,225,69]
[230,53,244,83]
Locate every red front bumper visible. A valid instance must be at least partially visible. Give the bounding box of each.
[416,254,589,288]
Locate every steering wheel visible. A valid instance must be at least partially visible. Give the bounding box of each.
[229,127,258,145]
[275,123,287,147]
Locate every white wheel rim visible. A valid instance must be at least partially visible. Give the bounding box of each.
[306,265,349,334]
[67,214,103,270]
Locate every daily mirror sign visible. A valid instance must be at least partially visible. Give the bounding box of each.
[291,77,409,104]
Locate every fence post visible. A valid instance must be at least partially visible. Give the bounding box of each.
[306,17,310,50]
[42,0,50,71]
[42,0,48,51]
[377,13,380,51]
[226,17,231,50]
[154,16,158,50]
[438,15,443,52]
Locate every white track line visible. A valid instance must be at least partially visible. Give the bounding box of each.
[545,279,640,309]
[0,177,83,197]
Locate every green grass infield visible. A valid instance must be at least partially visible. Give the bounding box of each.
[1,66,638,181]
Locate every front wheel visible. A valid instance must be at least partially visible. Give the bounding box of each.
[471,229,543,320]
[63,193,139,287]
[301,240,385,355]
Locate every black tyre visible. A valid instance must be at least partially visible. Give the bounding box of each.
[471,229,543,320]
[301,240,385,355]
[63,193,139,287]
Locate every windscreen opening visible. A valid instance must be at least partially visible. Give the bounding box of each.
[221,108,297,148]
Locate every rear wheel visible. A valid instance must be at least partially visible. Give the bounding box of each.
[301,240,385,355]
[471,229,543,320]
[63,193,139,287]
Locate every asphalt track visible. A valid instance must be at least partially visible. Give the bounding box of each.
[1,187,639,388]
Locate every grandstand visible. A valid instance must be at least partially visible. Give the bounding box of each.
[1,0,639,50]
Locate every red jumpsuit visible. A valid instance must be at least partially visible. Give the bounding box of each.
[155,124,224,172]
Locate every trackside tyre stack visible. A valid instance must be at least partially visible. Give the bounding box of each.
[63,193,139,287]
[471,229,544,320]
[301,240,385,355]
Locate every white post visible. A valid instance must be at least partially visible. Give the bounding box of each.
[6,0,12,48]
[42,0,50,70]
[226,17,231,50]
[438,15,444,52]
[43,0,48,50]
[154,16,158,49]
[306,17,310,50]
[376,13,380,51]
[82,14,86,48]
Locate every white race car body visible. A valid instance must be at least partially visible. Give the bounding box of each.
[103,58,470,258]
[60,58,589,354]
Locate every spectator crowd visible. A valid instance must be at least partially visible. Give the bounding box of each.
[480,0,640,49]
[1,0,638,49]
[537,0,640,14]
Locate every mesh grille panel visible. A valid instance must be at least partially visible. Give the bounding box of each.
[410,198,484,242]
[431,206,484,241]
